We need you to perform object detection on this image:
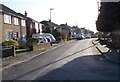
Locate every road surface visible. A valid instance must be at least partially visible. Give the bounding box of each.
[2,39,120,80]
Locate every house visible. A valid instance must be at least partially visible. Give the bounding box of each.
[40,20,59,33]
[70,26,81,35]
[0,4,27,43]
[17,11,42,39]
[0,4,42,43]
[25,15,42,39]
[58,23,71,40]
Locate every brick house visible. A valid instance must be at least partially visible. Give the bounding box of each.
[0,4,27,43]
[26,16,42,39]
[0,4,42,43]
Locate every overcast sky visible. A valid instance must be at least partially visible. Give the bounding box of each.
[1,0,100,32]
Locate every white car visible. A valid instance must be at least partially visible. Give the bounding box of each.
[32,35,48,43]
[39,37,48,43]
[32,33,58,43]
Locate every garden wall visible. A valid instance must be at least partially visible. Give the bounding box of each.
[31,42,51,51]
[1,46,16,58]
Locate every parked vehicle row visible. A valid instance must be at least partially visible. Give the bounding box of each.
[71,34,91,40]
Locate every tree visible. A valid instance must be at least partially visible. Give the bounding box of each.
[31,28,36,34]
[96,2,120,49]
[96,2,120,32]
[52,29,61,41]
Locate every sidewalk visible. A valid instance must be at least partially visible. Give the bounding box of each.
[1,40,74,72]
[92,39,120,64]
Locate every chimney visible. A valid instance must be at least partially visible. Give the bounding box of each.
[49,19,51,22]
[25,11,27,16]
[65,23,67,25]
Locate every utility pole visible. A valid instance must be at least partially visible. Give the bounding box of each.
[50,8,54,22]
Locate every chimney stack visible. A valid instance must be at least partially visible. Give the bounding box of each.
[25,11,27,16]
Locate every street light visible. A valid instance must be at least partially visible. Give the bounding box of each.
[50,8,54,22]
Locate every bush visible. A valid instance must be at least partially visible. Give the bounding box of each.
[2,40,18,48]
[18,40,27,49]
[26,38,39,46]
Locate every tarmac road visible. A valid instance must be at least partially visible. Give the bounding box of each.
[2,39,120,80]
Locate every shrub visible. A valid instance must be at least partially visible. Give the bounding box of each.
[18,40,27,49]
[26,38,39,46]
[2,40,18,48]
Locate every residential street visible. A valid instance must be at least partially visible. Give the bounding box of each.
[2,39,120,80]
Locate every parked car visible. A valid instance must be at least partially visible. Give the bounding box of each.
[72,34,85,40]
[39,37,48,43]
[84,34,91,39]
[32,33,59,43]
[32,35,48,43]
[76,34,85,40]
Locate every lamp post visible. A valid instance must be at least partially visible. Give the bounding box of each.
[50,8,54,22]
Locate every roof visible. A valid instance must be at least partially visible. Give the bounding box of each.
[0,4,27,19]
[60,24,71,29]
[0,4,17,15]
[0,4,40,23]
[18,13,40,23]
[40,20,59,27]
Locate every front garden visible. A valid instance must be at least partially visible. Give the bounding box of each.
[2,38,52,58]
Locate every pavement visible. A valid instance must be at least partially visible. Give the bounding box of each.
[92,39,120,64]
[1,40,74,72]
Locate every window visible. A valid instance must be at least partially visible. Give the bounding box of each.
[35,23,39,33]
[32,22,35,28]
[14,32,19,39]
[4,14,12,24]
[14,17,19,25]
[21,19,25,26]
[39,24,42,33]
[16,32,19,38]
[5,31,13,40]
